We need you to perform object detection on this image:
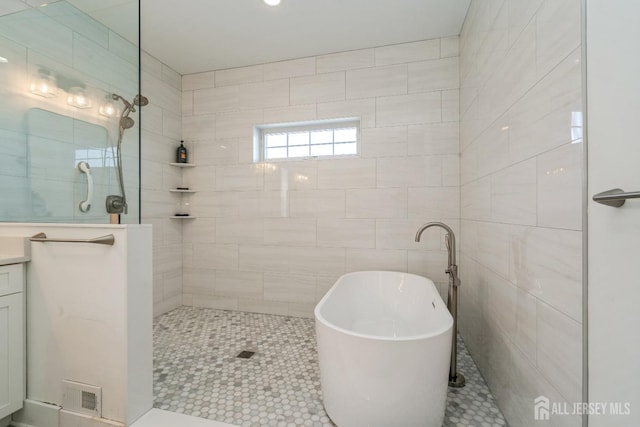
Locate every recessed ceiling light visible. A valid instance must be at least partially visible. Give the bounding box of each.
[264,0,281,6]
[0,56,8,64]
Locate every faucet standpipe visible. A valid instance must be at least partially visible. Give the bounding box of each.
[415,222,465,388]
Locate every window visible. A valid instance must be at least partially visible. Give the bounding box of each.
[255,119,360,161]
[75,148,115,168]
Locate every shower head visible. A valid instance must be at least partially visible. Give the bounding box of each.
[112,93,149,114]
[134,94,149,106]
[120,116,135,130]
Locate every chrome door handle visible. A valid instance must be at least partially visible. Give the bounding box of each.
[78,161,93,212]
[592,188,640,207]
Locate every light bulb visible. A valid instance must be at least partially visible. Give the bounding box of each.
[29,71,58,98]
[67,87,92,109]
[99,94,121,117]
[264,0,281,6]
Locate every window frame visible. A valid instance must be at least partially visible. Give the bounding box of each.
[254,118,361,162]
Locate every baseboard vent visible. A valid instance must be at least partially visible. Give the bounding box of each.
[62,380,102,418]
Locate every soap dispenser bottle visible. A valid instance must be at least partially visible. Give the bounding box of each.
[177,140,188,163]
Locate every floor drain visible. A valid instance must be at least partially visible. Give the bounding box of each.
[236,350,255,359]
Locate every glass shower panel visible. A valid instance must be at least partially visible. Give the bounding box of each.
[0,0,140,223]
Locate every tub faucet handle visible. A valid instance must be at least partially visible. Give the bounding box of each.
[447,265,461,287]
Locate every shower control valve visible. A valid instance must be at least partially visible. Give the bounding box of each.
[106,195,127,214]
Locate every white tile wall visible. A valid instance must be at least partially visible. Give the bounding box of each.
[141,53,184,317]
[317,158,376,189]
[316,48,375,74]
[181,38,460,318]
[316,219,375,249]
[289,189,345,218]
[215,64,263,87]
[360,126,407,158]
[346,64,407,99]
[408,57,459,93]
[316,98,376,128]
[346,188,408,219]
[374,39,440,66]
[290,72,345,105]
[376,92,442,126]
[459,0,583,425]
[407,122,459,156]
[263,57,316,81]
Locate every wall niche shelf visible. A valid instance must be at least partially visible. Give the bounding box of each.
[170,216,196,219]
[169,189,196,193]
[169,162,195,168]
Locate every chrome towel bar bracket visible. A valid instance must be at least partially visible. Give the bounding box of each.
[592,188,640,207]
[30,232,115,246]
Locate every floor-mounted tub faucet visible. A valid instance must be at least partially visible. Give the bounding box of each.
[415,222,465,388]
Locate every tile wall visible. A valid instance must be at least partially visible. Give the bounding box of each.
[181,38,461,317]
[140,53,184,317]
[458,1,583,426]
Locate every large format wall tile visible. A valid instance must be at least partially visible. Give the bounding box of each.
[138,46,184,317]
[537,141,583,230]
[537,300,583,403]
[459,1,584,425]
[215,64,263,87]
[375,39,440,66]
[376,92,442,126]
[181,38,460,318]
[509,225,582,322]
[346,64,407,99]
[290,72,345,105]
[317,48,375,74]
[263,57,315,81]
[408,57,459,93]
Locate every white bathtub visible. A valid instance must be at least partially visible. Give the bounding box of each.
[314,271,453,427]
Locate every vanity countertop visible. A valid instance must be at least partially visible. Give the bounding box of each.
[0,237,31,265]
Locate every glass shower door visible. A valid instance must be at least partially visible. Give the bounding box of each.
[0,0,140,224]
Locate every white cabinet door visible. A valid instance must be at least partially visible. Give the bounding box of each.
[0,292,24,419]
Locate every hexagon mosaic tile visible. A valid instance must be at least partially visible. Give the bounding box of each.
[153,307,507,427]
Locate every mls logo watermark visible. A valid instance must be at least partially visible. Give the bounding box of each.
[534,395,631,420]
[534,396,550,420]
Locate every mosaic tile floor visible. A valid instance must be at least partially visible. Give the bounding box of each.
[154,307,507,427]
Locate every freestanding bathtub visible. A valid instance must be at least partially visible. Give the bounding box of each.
[314,271,453,427]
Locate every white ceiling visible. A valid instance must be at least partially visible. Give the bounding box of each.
[70,0,471,76]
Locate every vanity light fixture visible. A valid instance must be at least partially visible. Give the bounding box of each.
[264,0,281,6]
[67,86,92,109]
[99,95,121,117]
[29,69,58,98]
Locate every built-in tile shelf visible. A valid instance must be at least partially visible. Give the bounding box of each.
[169,163,196,168]
[169,189,196,193]
[170,216,196,219]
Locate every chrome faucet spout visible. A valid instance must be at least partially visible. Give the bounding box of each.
[414,221,456,266]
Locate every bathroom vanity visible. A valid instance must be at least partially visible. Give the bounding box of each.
[0,237,29,424]
[0,224,153,427]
